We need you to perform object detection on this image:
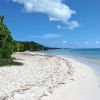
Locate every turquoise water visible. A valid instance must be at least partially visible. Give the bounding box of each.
[36,48,100,60]
[35,48,100,76]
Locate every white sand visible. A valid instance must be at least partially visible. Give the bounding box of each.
[0,52,100,100]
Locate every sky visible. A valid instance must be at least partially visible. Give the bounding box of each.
[0,0,100,48]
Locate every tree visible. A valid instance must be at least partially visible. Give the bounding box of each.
[14,41,24,52]
[0,16,47,59]
[0,16,4,23]
[0,16,14,58]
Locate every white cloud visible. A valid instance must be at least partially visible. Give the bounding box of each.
[95,41,100,44]
[57,24,65,30]
[67,21,80,30]
[63,40,67,44]
[30,35,41,38]
[57,21,79,30]
[11,0,79,30]
[57,25,62,29]
[43,33,60,39]
[30,33,60,39]
[84,41,89,44]
[12,0,75,21]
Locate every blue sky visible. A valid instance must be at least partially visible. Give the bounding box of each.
[0,0,100,48]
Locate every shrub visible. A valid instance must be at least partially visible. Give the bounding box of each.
[0,16,14,58]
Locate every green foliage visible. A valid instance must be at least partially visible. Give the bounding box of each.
[0,16,14,58]
[0,16,4,23]
[18,41,46,51]
[0,16,47,59]
[13,41,47,52]
[0,16,48,66]
[13,41,24,52]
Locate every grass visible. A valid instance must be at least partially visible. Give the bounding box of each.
[0,57,23,67]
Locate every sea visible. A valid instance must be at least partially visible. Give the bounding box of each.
[34,48,100,76]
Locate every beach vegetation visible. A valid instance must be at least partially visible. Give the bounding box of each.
[0,58,23,66]
[0,16,47,66]
[0,16,14,58]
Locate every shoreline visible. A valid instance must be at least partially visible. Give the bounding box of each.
[34,50,100,74]
[76,58,100,76]
[0,51,100,100]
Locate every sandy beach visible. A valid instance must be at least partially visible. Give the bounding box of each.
[0,51,100,100]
